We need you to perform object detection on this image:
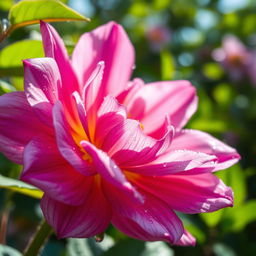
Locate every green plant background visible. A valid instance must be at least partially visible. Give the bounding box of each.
[0,0,256,255]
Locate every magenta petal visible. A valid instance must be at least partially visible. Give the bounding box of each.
[94,95,127,147]
[171,129,240,170]
[72,21,135,96]
[176,230,196,246]
[23,58,61,125]
[80,140,143,203]
[127,150,216,175]
[126,80,197,137]
[103,182,184,244]
[134,173,233,214]
[41,185,111,238]
[83,61,105,140]
[101,119,173,167]
[71,91,89,138]
[21,134,92,206]
[0,92,50,164]
[52,101,92,175]
[40,21,79,98]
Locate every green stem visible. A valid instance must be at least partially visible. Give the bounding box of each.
[23,220,53,256]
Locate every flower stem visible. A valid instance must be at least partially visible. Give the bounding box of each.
[23,220,53,256]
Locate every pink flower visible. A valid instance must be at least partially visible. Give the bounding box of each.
[146,25,171,52]
[0,21,240,246]
[212,35,251,81]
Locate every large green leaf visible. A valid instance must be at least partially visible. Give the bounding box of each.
[0,40,44,77]
[8,0,90,32]
[0,174,43,199]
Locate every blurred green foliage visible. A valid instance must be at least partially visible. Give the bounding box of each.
[0,0,256,255]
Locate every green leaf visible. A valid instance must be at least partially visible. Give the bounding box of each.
[0,174,43,199]
[0,244,22,256]
[200,209,224,228]
[0,0,13,11]
[0,40,44,77]
[161,49,175,80]
[0,80,16,94]
[8,0,90,33]
[227,200,256,232]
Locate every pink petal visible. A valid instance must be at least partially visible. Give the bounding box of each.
[171,129,241,170]
[72,21,134,96]
[83,61,105,140]
[101,119,174,167]
[125,80,197,137]
[94,95,127,147]
[23,58,61,126]
[40,21,79,101]
[52,101,92,176]
[126,150,216,175]
[71,91,89,138]
[116,78,144,104]
[0,92,51,164]
[133,173,233,214]
[41,184,111,238]
[103,182,184,244]
[176,230,196,246]
[80,140,143,203]
[21,134,92,206]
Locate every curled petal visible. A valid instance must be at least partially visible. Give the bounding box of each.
[40,21,79,102]
[0,92,50,164]
[83,61,105,140]
[176,230,196,246]
[21,134,92,206]
[94,95,127,147]
[171,129,241,170]
[80,141,143,203]
[127,150,216,176]
[72,21,135,96]
[125,80,197,137]
[53,101,92,175]
[101,119,174,167]
[41,184,111,238]
[133,173,233,214]
[23,58,61,125]
[103,182,184,244]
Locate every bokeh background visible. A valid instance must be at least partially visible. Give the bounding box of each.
[0,0,256,255]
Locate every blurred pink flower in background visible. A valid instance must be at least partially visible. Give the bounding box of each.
[0,21,240,246]
[212,35,256,86]
[146,24,171,52]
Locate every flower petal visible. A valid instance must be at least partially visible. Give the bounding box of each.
[176,230,196,246]
[52,101,92,175]
[80,140,143,203]
[127,150,216,175]
[133,173,233,214]
[94,95,127,147]
[72,21,134,96]
[101,119,174,167]
[40,21,79,99]
[0,92,50,164]
[41,184,111,238]
[83,61,105,140]
[125,80,197,137]
[171,129,241,171]
[103,182,184,244]
[23,58,61,126]
[21,134,91,206]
